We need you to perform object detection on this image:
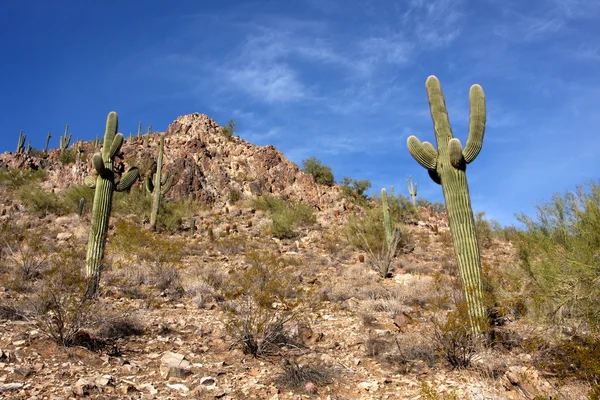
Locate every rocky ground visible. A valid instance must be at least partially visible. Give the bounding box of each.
[0,115,591,399]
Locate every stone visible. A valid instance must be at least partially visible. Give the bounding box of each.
[160,351,191,379]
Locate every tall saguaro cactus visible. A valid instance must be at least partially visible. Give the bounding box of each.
[60,124,72,153]
[16,130,26,154]
[146,134,173,231]
[407,176,418,207]
[406,76,487,332]
[85,112,139,295]
[44,132,52,152]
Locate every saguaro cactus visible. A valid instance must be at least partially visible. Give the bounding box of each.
[145,133,173,231]
[85,112,139,295]
[137,121,142,143]
[406,76,487,332]
[44,132,52,152]
[144,124,152,147]
[60,124,72,152]
[407,176,418,207]
[381,188,394,250]
[78,198,85,217]
[16,130,26,154]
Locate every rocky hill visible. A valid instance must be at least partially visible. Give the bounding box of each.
[0,114,344,211]
[0,114,591,400]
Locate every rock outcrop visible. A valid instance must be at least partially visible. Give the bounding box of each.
[1,113,343,209]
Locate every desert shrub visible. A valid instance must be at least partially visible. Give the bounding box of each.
[432,304,478,368]
[222,251,303,356]
[220,120,236,140]
[373,191,419,224]
[109,221,186,293]
[18,184,67,216]
[57,148,77,164]
[531,333,600,397]
[420,382,459,400]
[96,315,144,339]
[416,198,446,214]
[0,168,47,189]
[253,195,315,239]
[228,187,243,204]
[113,186,152,223]
[302,157,334,186]
[516,182,600,328]
[22,243,101,346]
[1,228,52,290]
[346,207,408,277]
[275,359,333,392]
[428,276,482,369]
[340,177,371,204]
[64,184,95,215]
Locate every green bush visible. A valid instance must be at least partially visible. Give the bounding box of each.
[64,184,95,215]
[346,207,409,277]
[340,177,371,204]
[252,195,315,239]
[222,251,302,356]
[220,120,236,140]
[57,148,77,164]
[18,184,67,216]
[302,157,334,186]
[0,168,47,190]
[516,182,600,328]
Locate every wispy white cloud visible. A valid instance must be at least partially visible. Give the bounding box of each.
[226,62,307,103]
[404,0,465,47]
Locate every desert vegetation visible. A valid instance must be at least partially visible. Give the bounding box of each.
[0,80,598,400]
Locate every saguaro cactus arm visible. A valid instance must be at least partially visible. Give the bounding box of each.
[463,84,486,163]
[407,137,437,170]
[116,167,139,191]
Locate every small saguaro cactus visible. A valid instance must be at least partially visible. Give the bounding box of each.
[190,218,196,236]
[145,133,173,231]
[44,132,52,152]
[381,188,394,250]
[93,135,99,148]
[60,124,72,152]
[407,176,418,207]
[25,141,32,155]
[16,130,26,154]
[144,124,152,147]
[78,198,85,217]
[406,75,487,332]
[84,112,139,295]
[137,121,142,143]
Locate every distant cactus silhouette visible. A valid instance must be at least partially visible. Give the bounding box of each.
[145,134,173,231]
[16,130,26,154]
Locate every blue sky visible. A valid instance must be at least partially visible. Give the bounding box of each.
[2,0,599,226]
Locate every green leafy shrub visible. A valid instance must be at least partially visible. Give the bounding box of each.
[516,182,600,327]
[64,184,95,215]
[340,177,371,204]
[252,195,315,239]
[57,148,77,164]
[220,120,236,140]
[18,184,67,216]
[302,157,334,186]
[346,207,409,277]
[222,251,303,356]
[0,168,47,190]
